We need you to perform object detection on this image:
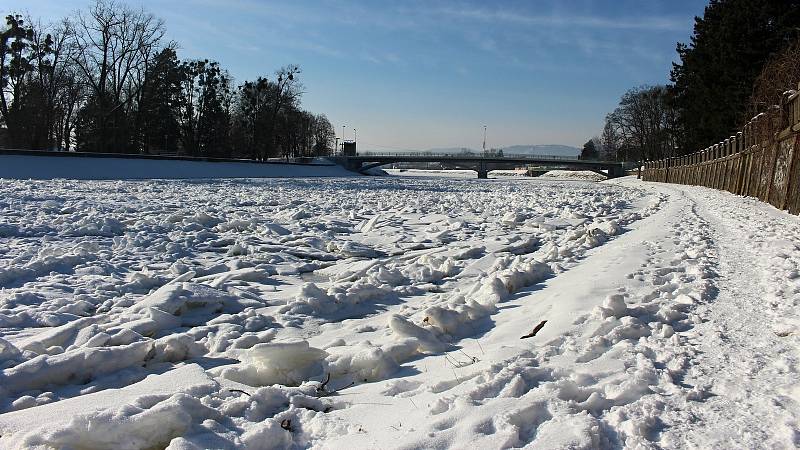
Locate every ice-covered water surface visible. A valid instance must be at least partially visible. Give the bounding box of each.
[1,176,798,449]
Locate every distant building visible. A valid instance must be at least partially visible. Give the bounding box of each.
[342,140,357,156]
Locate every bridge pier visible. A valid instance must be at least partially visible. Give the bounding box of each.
[476,162,489,179]
[607,165,625,179]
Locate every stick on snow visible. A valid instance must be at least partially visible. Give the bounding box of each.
[520,320,547,339]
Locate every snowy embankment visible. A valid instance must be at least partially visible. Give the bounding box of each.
[0,176,798,448]
[384,168,604,181]
[539,170,606,182]
[384,168,529,178]
[0,154,352,180]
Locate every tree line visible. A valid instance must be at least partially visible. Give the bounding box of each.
[585,0,800,162]
[0,0,336,158]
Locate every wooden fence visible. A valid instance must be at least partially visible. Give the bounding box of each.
[642,83,800,215]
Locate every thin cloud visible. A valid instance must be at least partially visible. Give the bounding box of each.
[437,7,688,32]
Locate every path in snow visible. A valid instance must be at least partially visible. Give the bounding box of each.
[653,184,800,448]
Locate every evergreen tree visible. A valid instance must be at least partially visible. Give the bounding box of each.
[312,113,334,156]
[670,0,800,153]
[135,47,182,154]
[178,59,231,157]
[0,14,37,148]
[581,139,599,160]
[2,2,327,159]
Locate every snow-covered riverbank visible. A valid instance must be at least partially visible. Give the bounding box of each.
[0,176,797,449]
[0,154,353,180]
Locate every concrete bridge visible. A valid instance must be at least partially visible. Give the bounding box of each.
[331,153,627,179]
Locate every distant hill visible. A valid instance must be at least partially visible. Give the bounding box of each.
[368,144,582,157]
[420,145,580,157]
[501,145,581,157]
[423,147,476,154]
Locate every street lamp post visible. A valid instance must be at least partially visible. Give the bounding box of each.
[341,125,346,154]
[353,128,357,142]
[482,125,487,154]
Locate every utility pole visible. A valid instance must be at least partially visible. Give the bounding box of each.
[353,128,357,142]
[482,125,487,154]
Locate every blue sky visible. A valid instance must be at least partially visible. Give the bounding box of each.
[24,0,706,150]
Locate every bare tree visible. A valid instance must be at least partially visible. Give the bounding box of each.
[70,0,164,151]
[747,36,800,129]
[264,65,302,160]
[600,119,620,160]
[604,85,679,162]
[29,18,82,150]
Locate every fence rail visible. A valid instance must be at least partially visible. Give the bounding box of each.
[642,82,800,215]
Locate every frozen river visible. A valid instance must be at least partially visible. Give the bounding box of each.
[0,175,798,449]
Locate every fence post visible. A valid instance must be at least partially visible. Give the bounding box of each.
[699,150,706,186]
[781,92,799,210]
[764,112,775,202]
[681,155,691,184]
[720,142,727,190]
[710,144,718,188]
[667,157,673,183]
[725,138,733,192]
[714,143,721,189]
[752,116,764,199]
[734,133,742,194]
[707,146,714,188]
[744,123,753,196]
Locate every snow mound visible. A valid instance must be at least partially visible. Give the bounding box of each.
[215,341,327,387]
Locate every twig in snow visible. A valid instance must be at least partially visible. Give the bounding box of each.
[331,381,355,394]
[459,349,479,364]
[227,389,252,397]
[520,320,547,339]
[444,354,466,368]
[318,373,332,392]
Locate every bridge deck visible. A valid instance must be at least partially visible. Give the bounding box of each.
[332,154,626,178]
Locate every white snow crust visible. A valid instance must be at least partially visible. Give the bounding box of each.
[0,175,798,449]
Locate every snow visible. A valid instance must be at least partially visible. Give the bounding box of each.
[0,364,216,440]
[0,174,798,448]
[540,170,606,181]
[385,168,530,178]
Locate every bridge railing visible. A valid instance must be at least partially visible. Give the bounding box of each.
[356,151,585,161]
